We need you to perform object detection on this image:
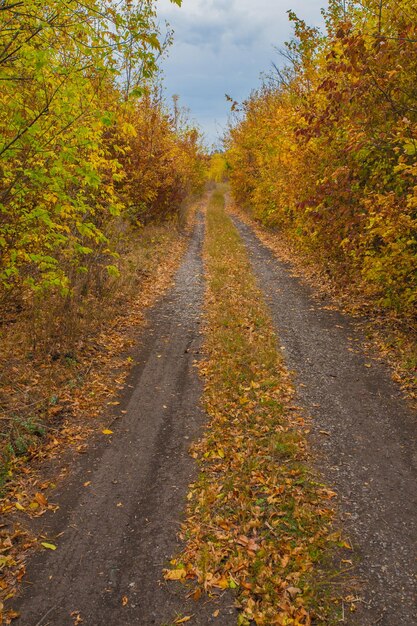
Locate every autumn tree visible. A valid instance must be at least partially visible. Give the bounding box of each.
[227,0,417,317]
[0,0,203,302]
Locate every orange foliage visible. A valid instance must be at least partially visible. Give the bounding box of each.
[227,0,417,318]
[110,91,206,226]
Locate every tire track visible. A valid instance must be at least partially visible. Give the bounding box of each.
[13,214,235,625]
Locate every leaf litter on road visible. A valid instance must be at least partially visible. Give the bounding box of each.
[165,190,350,625]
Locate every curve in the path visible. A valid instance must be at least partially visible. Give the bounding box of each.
[14,215,235,626]
[232,217,417,626]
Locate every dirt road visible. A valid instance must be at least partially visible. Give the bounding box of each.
[12,201,417,625]
[13,214,234,625]
[233,217,417,626]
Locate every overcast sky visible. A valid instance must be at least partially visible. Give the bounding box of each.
[156,0,326,147]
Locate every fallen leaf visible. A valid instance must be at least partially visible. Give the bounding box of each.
[102,429,113,435]
[214,577,229,590]
[190,588,201,601]
[247,538,260,552]
[281,554,290,569]
[41,542,57,551]
[122,596,128,606]
[5,609,20,621]
[241,580,253,590]
[286,586,302,600]
[49,405,63,416]
[70,611,83,625]
[174,617,192,624]
[163,569,187,581]
[35,492,48,507]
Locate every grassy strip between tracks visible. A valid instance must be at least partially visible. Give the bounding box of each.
[164,191,347,625]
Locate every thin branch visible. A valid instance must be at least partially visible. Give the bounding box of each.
[0,79,66,158]
[0,2,24,10]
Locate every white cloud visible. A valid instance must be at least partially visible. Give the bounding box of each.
[157,0,326,146]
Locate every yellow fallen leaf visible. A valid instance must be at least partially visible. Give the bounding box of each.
[164,569,186,581]
[15,503,25,511]
[41,542,57,551]
[174,617,192,624]
[214,577,229,590]
[102,429,113,435]
[70,611,83,625]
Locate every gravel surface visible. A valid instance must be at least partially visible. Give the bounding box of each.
[13,215,235,626]
[233,216,417,626]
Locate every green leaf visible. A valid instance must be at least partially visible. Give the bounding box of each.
[106,264,120,278]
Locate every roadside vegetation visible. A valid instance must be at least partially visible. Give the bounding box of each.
[0,0,205,490]
[226,0,417,390]
[165,190,347,625]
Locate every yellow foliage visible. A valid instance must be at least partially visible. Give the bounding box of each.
[207,153,229,183]
[0,2,205,298]
[227,1,417,318]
